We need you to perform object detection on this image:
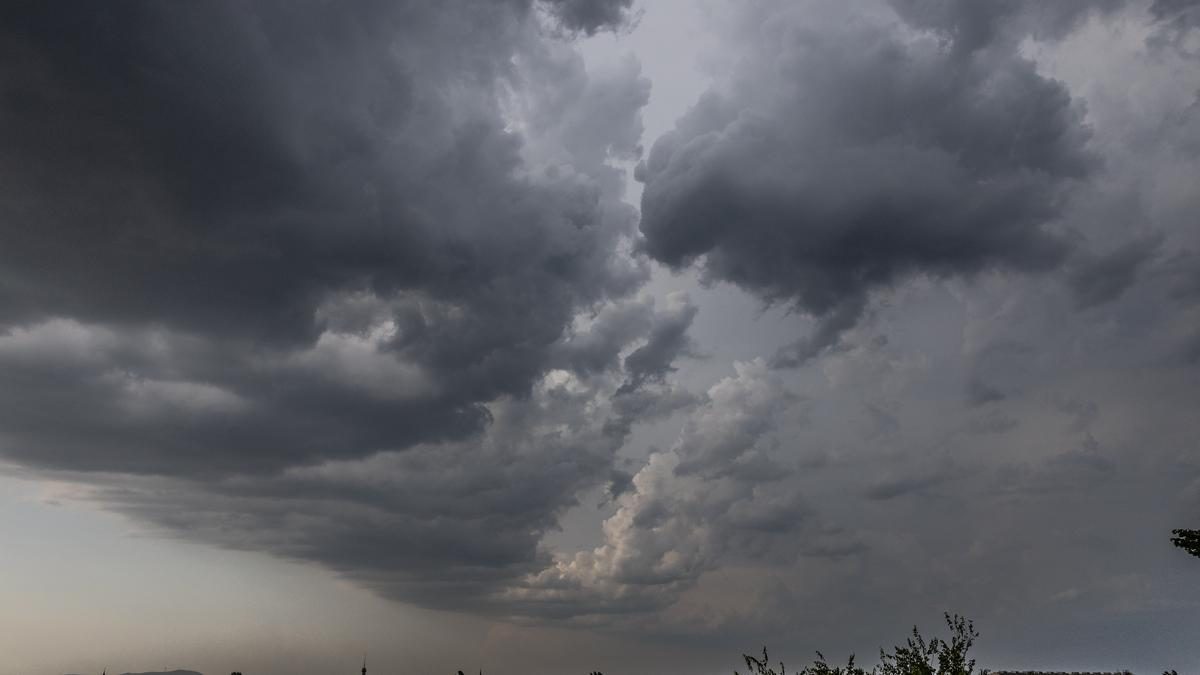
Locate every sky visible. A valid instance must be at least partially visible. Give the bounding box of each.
[1,1,1200,674]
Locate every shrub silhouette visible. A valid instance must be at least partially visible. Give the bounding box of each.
[1170,528,1200,558]
[736,613,986,675]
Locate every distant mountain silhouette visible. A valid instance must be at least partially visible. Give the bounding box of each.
[66,670,202,675]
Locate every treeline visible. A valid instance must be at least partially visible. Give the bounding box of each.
[585,613,1171,675]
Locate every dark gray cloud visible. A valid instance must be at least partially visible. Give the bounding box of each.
[618,292,698,394]
[0,0,652,475]
[637,0,1096,365]
[0,0,693,613]
[61,293,705,613]
[542,0,634,35]
[1148,0,1200,56]
[1067,234,1163,308]
[93,400,620,609]
[967,340,1036,405]
[863,470,948,500]
[889,0,1125,54]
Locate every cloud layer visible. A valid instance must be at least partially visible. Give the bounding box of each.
[0,0,677,609]
[637,0,1098,364]
[3,2,1200,671]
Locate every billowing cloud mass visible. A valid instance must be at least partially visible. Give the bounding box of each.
[637,0,1100,364]
[3,1,1200,672]
[620,0,1200,662]
[0,0,671,608]
[543,0,634,35]
[512,360,834,619]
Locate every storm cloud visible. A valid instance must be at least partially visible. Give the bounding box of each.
[0,0,674,610]
[637,0,1099,364]
[0,0,651,474]
[3,2,1200,672]
[543,0,634,35]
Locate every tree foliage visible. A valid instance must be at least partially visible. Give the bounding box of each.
[736,614,987,675]
[1170,528,1200,558]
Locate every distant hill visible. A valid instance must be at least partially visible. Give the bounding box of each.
[66,670,202,675]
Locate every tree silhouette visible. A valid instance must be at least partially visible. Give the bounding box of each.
[1171,529,1200,558]
[736,614,986,675]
